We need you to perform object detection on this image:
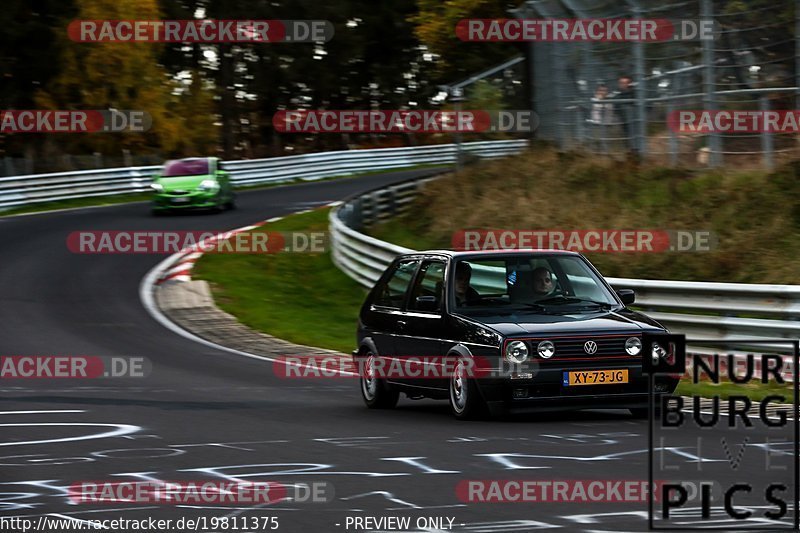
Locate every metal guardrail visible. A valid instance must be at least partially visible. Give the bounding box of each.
[329,177,800,363]
[0,140,528,210]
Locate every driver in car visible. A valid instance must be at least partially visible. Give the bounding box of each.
[532,266,556,296]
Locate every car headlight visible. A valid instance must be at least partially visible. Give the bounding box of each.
[505,341,529,363]
[537,340,555,359]
[651,342,668,364]
[198,179,219,191]
[625,337,642,356]
[150,182,163,192]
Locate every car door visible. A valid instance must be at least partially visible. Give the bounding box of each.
[366,259,421,361]
[393,259,447,389]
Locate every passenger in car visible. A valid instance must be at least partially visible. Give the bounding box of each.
[454,262,480,305]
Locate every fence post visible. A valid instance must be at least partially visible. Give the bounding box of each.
[796,0,800,109]
[667,98,678,166]
[759,96,774,169]
[701,0,722,166]
[632,4,648,158]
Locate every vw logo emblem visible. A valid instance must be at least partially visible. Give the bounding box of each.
[583,341,598,354]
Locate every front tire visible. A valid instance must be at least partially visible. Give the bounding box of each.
[225,192,237,210]
[359,352,399,409]
[449,357,484,420]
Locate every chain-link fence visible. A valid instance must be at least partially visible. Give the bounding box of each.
[500,0,800,169]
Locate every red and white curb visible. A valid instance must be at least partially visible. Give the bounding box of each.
[155,203,339,284]
[138,200,356,374]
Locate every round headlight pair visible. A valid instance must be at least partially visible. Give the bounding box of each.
[505,341,528,363]
[505,340,555,363]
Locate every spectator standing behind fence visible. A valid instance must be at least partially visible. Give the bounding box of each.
[612,75,637,156]
[588,84,613,153]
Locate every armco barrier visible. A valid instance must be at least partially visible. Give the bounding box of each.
[0,140,527,210]
[329,178,799,375]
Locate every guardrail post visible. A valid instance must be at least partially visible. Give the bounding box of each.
[352,198,364,232]
[387,186,397,217]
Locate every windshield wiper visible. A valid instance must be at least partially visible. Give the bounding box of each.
[535,296,614,310]
[535,295,575,305]
[510,303,553,314]
[574,299,614,310]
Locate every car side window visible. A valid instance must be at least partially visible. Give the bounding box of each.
[408,261,445,312]
[372,260,420,309]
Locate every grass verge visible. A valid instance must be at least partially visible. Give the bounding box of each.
[676,380,794,403]
[192,207,367,353]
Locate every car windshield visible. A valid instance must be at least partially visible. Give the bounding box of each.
[452,254,619,313]
[162,159,209,177]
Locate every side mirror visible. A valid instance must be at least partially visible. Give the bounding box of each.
[615,289,635,306]
[415,295,439,312]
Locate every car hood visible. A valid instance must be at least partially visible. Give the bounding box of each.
[155,174,213,190]
[462,309,665,337]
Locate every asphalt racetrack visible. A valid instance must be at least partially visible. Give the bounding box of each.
[0,170,795,532]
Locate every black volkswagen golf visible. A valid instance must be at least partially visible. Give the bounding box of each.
[354,250,680,419]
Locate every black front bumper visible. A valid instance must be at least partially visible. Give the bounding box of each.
[476,363,679,413]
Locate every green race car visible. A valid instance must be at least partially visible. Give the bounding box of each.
[150,157,236,214]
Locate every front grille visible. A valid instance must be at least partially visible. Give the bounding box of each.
[517,334,640,362]
[555,336,629,357]
[168,190,190,195]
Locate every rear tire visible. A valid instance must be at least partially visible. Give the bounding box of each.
[359,352,399,409]
[449,357,484,420]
